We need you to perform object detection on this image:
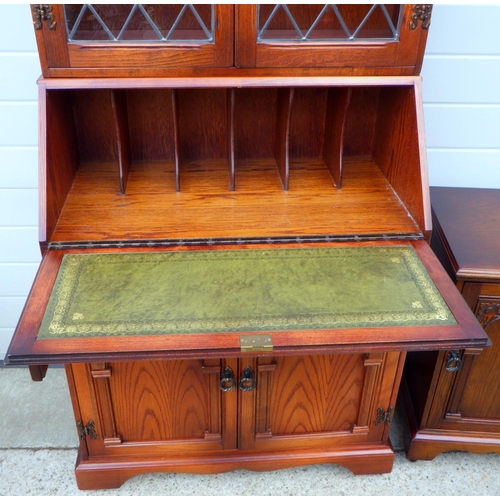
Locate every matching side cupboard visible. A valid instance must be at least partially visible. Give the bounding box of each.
[403,187,500,460]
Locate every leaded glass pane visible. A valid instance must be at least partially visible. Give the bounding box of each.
[64,4,214,43]
[258,4,401,42]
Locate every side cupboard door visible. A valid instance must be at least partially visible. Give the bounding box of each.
[237,352,405,453]
[425,283,500,434]
[68,358,238,458]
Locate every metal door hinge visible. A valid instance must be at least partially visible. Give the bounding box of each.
[375,406,394,426]
[409,5,432,30]
[240,334,273,352]
[77,420,98,440]
[32,5,56,30]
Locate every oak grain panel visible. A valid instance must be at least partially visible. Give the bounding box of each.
[50,158,418,242]
[343,87,379,156]
[234,88,276,160]
[126,89,176,162]
[72,90,118,163]
[373,85,425,232]
[289,87,326,159]
[268,355,365,435]
[43,89,79,243]
[177,89,228,161]
[107,360,210,442]
[457,311,500,421]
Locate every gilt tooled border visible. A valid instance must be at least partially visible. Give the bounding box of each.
[40,246,456,338]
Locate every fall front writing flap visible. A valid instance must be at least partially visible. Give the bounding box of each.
[38,245,455,339]
[5,242,488,365]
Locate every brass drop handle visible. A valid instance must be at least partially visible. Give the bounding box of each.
[239,366,256,392]
[220,366,236,392]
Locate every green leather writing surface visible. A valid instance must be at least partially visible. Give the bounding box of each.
[38,246,456,339]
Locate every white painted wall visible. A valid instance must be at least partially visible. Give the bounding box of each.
[422,5,500,187]
[0,4,499,359]
[0,4,41,360]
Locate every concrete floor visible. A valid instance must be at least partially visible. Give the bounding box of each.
[1,366,500,496]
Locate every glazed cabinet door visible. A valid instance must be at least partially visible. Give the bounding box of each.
[32,4,234,77]
[238,352,405,453]
[236,4,430,74]
[68,358,237,458]
[425,283,500,433]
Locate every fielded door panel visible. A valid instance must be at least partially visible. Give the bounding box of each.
[236,4,430,73]
[70,358,238,457]
[426,283,500,434]
[33,4,234,76]
[238,352,404,452]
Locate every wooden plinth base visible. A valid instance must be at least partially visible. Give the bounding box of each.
[74,445,396,490]
[400,377,500,461]
[405,430,500,462]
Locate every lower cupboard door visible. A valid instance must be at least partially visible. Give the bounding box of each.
[69,359,237,457]
[237,352,404,452]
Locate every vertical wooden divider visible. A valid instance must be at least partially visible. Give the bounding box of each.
[172,89,181,192]
[323,87,352,189]
[227,88,236,191]
[275,88,294,191]
[110,89,131,194]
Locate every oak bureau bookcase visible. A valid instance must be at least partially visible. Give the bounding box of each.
[6,4,488,490]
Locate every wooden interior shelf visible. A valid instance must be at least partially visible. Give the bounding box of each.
[40,80,428,245]
[50,157,420,243]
